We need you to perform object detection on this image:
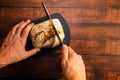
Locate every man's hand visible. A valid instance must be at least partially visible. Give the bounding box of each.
[0,20,40,68]
[61,45,86,80]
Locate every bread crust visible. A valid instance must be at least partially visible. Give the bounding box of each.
[30,18,65,48]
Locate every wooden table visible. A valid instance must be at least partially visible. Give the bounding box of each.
[0,0,120,80]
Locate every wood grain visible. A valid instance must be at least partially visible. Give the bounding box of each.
[0,52,63,79]
[1,25,120,55]
[0,0,119,8]
[70,39,120,55]
[70,24,120,39]
[0,8,120,37]
[1,38,120,55]
[0,8,120,24]
[0,0,120,80]
[86,71,120,80]
[1,55,120,80]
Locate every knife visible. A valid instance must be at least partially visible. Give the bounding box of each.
[42,2,63,46]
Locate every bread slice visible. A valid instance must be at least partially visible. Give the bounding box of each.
[30,18,65,48]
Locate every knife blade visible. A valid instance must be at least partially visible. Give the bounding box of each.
[42,2,63,46]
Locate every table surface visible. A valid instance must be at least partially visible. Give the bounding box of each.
[0,0,120,80]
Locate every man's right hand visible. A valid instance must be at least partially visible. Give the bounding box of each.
[61,45,86,80]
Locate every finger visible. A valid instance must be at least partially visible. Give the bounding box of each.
[2,37,8,44]
[17,20,30,36]
[18,48,40,61]
[1,38,7,49]
[4,21,25,43]
[23,48,40,58]
[68,47,76,59]
[21,23,34,39]
[11,21,25,35]
[61,44,68,61]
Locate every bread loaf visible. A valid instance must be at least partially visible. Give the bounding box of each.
[30,18,65,48]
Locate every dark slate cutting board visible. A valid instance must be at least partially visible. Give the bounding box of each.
[26,13,70,56]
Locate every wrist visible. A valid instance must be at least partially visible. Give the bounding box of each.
[67,74,86,80]
[0,50,11,68]
[69,76,81,80]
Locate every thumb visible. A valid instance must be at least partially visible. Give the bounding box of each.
[24,48,40,58]
[28,48,41,56]
[20,48,40,61]
[61,44,68,61]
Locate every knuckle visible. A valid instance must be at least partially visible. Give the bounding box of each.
[79,55,82,59]
[21,29,28,37]
[61,60,66,66]
[61,61,64,65]
[12,26,17,31]
[79,55,83,61]
[23,29,28,34]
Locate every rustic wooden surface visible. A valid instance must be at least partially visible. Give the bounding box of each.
[0,0,120,80]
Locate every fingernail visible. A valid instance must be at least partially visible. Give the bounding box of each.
[62,44,67,49]
[31,23,35,25]
[21,21,25,23]
[36,48,41,51]
[26,19,31,22]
